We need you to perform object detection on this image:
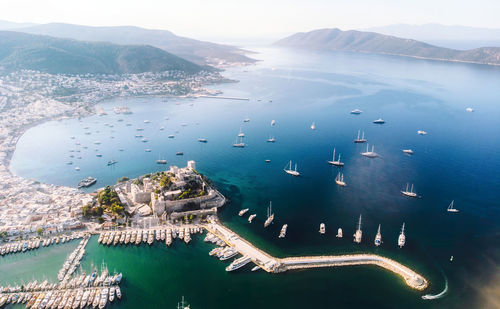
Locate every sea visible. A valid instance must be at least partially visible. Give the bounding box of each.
[4,47,500,308]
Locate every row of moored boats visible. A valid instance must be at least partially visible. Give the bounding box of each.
[1,233,85,257]
[97,227,203,247]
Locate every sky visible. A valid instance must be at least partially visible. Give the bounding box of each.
[1,0,500,41]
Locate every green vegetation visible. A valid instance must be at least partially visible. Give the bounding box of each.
[98,186,124,215]
[151,172,173,189]
[0,31,203,75]
[177,188,206,200]
[0,231,6,240]
[117,176,130,183]
[36,227,44,236]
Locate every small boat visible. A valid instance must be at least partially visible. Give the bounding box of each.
[279,224,287,238]
[141,138,148,142]
[198,138,208,143]
[156,154,167,164]
[251,265,261,272]
[354,130,367,143]
[353,215,362,243]
[336,228,343,238]
[264,202,274,227]
[350,109,363,114]
[266,136,276,143]
[168,134,175,138]
[107,159,117,166]
[361,144,379,158]
[144,149,152,152]
[136,128,144,131]
[398,223,406,248]
[447,200,459,213]
[310,122,316,130]
[465,107,474,112]
[238,127,245,137]
[74,167,80,171]
[374,224,382,246]
[450,255,454,262]
[417,130,427,135]
[243,118,250,122]
[238,209,249,216]
[319,223,325,234]
[144,120,150,123]
[284,160,300,176]
[327,148,344,166]
[335,172,346,186]
[176,151,183,155]
[373,118,385,124]
[265,159,271,163]
[271,120,276,126]
[248,214,256,223]
[402,149,414,155]
[401,183,417,198]
[232,136,246,148]
[96,154,103,157]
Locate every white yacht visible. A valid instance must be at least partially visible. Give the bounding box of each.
[310,122,316,130]
[373,118,385,124]
[401,183,417,198]
[417,130,428,135]
[156,154,167,164]
[361,144,379,158]
[398,223,406,248]
[271,119,276,126]
[238,208,249,216]
[350,109,363,114]
[248,214,256,223]
[353,215,362,243]
[198,138,208,143]
[266,136,276,143]
[264,202,274,227]
[327,148,344,166]
[466,107,474,112]
[447,200,459,213]
[335,172,346,186]
[284,161,300,176]
[225,256,251,271]
[402,149,414,155]
[238,127,245,137]
[319,223,326,234]
[354,130,367,143]
[279,224,288,238]
[336,228,343,238]
[374,224,382,246]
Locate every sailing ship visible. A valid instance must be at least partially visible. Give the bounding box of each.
[198,138,208,143]
[319,223,326,234]
[398,223,406,248]
[327,148,344,166]
[361,144,379,158]
[335,172,346,186]
[336,228,343,238]
[374,224,382,246]
[177,296,190,309]
[354,130,367,143]
[279,224,287,238]
[156,154,167,164]
[232,136,246,148]
[310,122,316,130]
[238,127,245,137]
[447,200,459,213]
[264,202,274,227]
[238,208,249,216]
[401,183,417,198]
[266,135,276,143]
[353,215,362,243]
[284,161,300,176]
[248,214,256,223]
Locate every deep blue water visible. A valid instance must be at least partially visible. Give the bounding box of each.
[7,47,500,308]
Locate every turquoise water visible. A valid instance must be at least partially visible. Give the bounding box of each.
[5,47,500,308]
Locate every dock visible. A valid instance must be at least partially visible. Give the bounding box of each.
[197,95,250,101]
[204,219,428,291]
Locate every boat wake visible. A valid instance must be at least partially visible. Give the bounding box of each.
[422,273,448,300]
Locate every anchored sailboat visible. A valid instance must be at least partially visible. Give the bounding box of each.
[232,136,246,148]
[284,161,300,176]
[374,224,382,246]
[398,223,406,248]
[354,130,367,143]
[238,126,245,137]
[327,148,344,166]
[335,172,346,186]
[264,202,274,227]
[353,215,362,243]
[310,122,316,130]
[447,200,459,213]
[361,144,379,158]
[401,183,417,198]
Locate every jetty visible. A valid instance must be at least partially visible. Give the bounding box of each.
[204,218,428,291]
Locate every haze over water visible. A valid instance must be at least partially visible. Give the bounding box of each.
[7,47,500,308]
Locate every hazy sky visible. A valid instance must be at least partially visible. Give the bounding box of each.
[2,0,500,41]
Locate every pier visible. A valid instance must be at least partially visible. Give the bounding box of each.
[204,219,428,291]
[197,95,250,101]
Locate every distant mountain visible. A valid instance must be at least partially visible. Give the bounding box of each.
[364,24,500,49]
[0,20,37,30]
[0,31,203,75]
[13,23,255,66]
[274,28,500,66]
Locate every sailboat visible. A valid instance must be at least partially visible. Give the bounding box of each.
[156,154,167,164]
[284,161,300,176]
[336,228,343,238]
[335,172,346,186]
[398,223,406,248]
[266,135,276,143]
[353,215,362,243]
[177,296,190,309]
[361,144,379,158]
[232,136,246,148]
[374,224,382,246]
[401,183,417,198]
[447,200,459,213]
[354,130,367,143]
[271,119,276,126]
[238,127,245,137]
[310,122,316,130]
[264,202,274,227]
[327,148,344,166]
